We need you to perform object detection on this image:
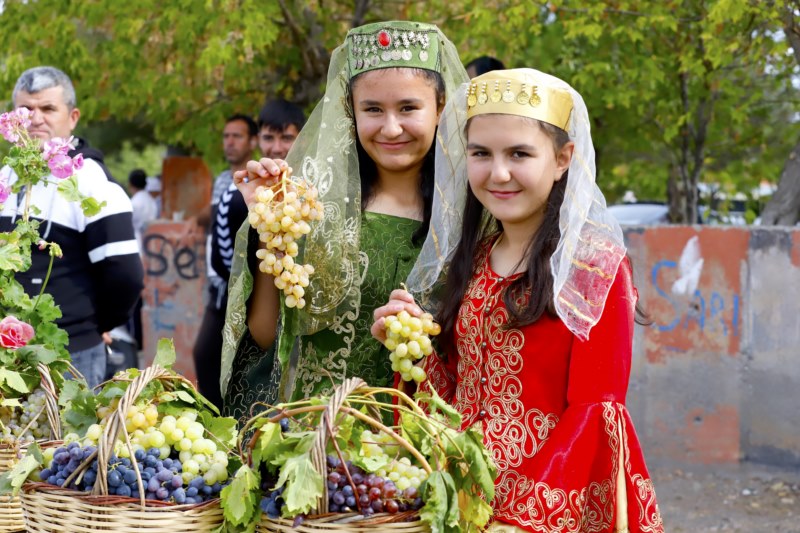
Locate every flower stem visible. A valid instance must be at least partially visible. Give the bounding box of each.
[31,249,55,312]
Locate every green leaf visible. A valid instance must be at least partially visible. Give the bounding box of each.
[415,388,461,427]
[0,241,25,271]
[174,390,196,404]
[16,344,60,365]
[220,465,260,527]
[0,369,30,394]
[55,175,82,202]
[0,451,41,495]
[199,411,239,449]
[419,471,451,533]
[153,338,176,368]
[275,451,323,516]
[252,421,283,472]
[1,398,22,407]
[80,197,106,217]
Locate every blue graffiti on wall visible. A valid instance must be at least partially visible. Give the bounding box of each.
[651,260,741,338]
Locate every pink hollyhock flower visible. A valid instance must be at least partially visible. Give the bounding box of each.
[0,316,35,349]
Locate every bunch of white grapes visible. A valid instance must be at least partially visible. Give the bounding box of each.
[83,403,229,487]
[383,310,441,383]
[248,170,323,309]
[361,429,428,492]
[0,388,52,442]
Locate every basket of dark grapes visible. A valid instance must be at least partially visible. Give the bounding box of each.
[15,360,241,533]
[0,363,66,533]
[221,377,497,533]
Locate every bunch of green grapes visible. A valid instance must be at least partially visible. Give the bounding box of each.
[248,170,323,309]
[83,405,229,488]
[360,429,428,492]
[383,310,441,383]
[0,388,52,442]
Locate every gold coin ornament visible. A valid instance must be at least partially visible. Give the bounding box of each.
[490,80,502,103]
[477,82,488,105]
[502,80,515,103]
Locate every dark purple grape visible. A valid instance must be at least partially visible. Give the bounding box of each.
[326,455,341,469]
[329,503,340,512]
[358,493,370,507]
[351,473,364,485]
[356,484,368,495]
[369,487,381,501]
[385,499,399,514]
[398,501,409,512]
[372,476,384,489]
[345,495,356,508]
[331,491,345,505]
[362,507,375,517]
[327,480,337,491]
[328,471,341,485]
[411,497,423,510]
[371,499,384,512]
[383,483,397,498]
[342,485,354,497]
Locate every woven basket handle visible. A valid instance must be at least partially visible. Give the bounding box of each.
[35,361,85,441]
[92,365,172,500]
[309,377,367,514]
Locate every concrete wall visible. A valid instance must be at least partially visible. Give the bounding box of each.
[139,222,800,468]
[625,226,800,468]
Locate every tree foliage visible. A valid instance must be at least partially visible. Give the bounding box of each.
[1,0,797,223]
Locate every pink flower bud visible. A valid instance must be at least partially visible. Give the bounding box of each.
[72,153,84,171]
[0,316,35,349]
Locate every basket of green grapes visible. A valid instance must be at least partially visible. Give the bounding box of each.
[0,363,68,532]
[221,377,496,533]
[12,346,241,533]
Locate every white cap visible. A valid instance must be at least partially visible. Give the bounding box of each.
[145,176,162,193]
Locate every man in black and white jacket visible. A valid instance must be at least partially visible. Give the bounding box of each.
[0,66,144,387]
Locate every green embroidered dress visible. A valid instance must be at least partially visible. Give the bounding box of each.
[222,212,421,421]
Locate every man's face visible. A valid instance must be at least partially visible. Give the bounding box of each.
[223,119,256,167]
[14,86,80,142]
[258,124,300,159]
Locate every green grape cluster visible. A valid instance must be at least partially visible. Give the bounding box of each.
[384,311,441,383]
[248,171,323,309]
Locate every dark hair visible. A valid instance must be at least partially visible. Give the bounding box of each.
[128,168,147,190]
[258,99,306,133]
[226,113,258,137]
[348,68,446,245]
[465,56,505,77]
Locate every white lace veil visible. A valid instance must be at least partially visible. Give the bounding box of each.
[407,68,626,340]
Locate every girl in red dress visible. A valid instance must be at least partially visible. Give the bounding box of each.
[372,69,664,533]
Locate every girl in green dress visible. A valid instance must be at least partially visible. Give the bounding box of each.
[221,21,468,420]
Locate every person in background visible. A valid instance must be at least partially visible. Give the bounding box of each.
[145,176,162,218]
[128,168,158,249]
[256,98,305,159]
[465,55,506,78]
[192,114,258,408]
[0,66,143,387]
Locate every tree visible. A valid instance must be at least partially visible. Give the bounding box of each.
[761,1,800,226]
[0,0,400,159]
[413,0,794,222]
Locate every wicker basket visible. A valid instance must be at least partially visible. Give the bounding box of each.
[20,365,225,533]
[252,378,430,533]
[0,363,64,533]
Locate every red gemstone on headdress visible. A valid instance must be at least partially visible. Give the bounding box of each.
[378,30,391,48]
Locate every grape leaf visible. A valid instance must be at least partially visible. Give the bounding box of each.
[0,398,22,407]
[459,489,494,530]
[174,390,196,404]
[153,337,176,368]
[275,451,323,516]
[442,427,496,500]
[220,465,260,527]
[0,368,30,394]
[251,421,283,473]
[419,471,456,533]
[0,446,42,495]
[415,387,462,427]
[15,344,59,365]
[199,411,238,448]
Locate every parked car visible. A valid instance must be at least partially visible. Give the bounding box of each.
[608,202,670,225]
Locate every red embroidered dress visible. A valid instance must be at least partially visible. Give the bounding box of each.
[423,244,663,533]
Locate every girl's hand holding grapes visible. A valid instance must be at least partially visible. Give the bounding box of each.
[233,158,290,210]
[370,288,423,344]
